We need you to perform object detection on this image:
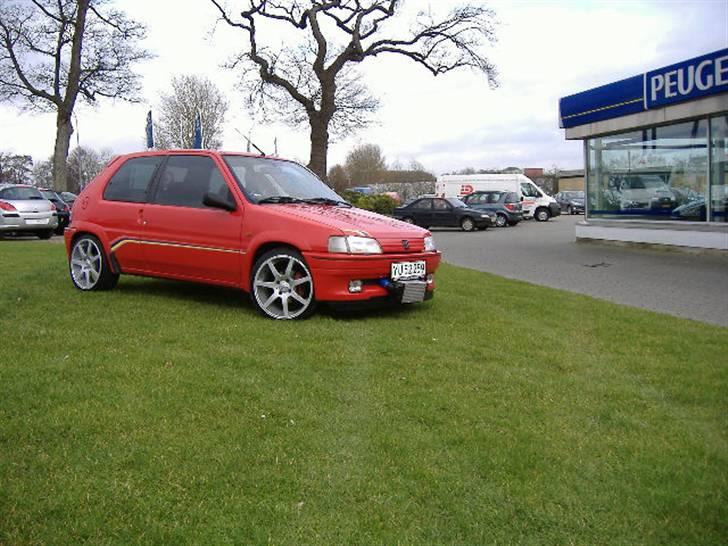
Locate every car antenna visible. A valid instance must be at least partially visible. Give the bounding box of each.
[235,128,266,157]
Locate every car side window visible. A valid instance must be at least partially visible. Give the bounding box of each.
[433,199,451,210]
[411,199,432,210]
[103,157,163,203]
[154,155,231,209]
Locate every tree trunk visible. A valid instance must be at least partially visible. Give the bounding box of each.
[52,111,73,192]
[307,115,330,181]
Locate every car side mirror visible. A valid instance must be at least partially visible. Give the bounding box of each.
[203,192,237,212]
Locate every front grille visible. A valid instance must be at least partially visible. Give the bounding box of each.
[378,237,425,253]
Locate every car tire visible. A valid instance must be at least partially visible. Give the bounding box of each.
[251,247,316,320]
[535,207,550,222]
[69,234,119,291]
[495,214,508,228]
[36,230,53,240]
[460,217,476,232]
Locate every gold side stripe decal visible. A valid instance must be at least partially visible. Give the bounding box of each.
[561,97,643,121]
[111,239,243,255]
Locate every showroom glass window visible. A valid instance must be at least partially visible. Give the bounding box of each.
[586,120,708,221]
[710,116,727,223]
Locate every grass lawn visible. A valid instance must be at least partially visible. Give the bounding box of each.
[1,241,726,545]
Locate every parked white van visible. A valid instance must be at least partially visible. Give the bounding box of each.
[436,174,561,221]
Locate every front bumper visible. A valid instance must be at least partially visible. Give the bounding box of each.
[305,251,441,302]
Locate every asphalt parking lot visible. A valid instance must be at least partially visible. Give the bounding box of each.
[433,214,728,327]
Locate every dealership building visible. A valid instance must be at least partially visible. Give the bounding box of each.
[559,48,728,250]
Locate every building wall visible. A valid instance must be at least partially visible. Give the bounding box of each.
[557,176,584,192]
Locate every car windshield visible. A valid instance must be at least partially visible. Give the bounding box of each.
[564,191,584,199]
[223,155,347,205]
[446,198,468,208]
[0,186,43,200]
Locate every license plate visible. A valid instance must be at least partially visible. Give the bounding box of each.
[391,260,426,280]
[26,218,48,225]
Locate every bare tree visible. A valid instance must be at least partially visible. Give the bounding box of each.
[0,152,33,184]
[67,145,114,192]
[32,157,54,188]
[0,0,150,191]
[327,163,349,192]
[154,74,229,149]
[210,0,497,180]
[345,143,386,186]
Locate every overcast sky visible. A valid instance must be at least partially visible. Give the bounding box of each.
[1,0,726,175]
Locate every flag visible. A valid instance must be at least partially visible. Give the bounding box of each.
[145,110,154,149]
[193,113,202,149]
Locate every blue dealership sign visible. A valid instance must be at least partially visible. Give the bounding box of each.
[646,50,728,109]
[560,48,728,128]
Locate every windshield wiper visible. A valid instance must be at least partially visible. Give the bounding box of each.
[257,196,304,204]
[302,197,351,207]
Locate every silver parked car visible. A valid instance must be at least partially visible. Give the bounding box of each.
[0,184,58,239]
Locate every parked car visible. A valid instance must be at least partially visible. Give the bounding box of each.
[554,191,585,214]
[615,175,677,213]
[461,190,523,227]
[65,151,441,320]
[670,195,728,221]
[38,189,71,234]
[392,196,494,231]
[60,191,78,207]
[0,184,58,239]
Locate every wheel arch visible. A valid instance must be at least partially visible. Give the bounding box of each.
[243,240,304,291]
[69,228,119,273]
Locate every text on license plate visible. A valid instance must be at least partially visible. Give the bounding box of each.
[26,218,48,225]
[391,260,426,280]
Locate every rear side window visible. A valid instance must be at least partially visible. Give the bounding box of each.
[103,157,162,203]
[505,192,519,203]
[154,155,232,209]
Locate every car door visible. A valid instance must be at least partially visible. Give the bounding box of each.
[101,155,164,272]
[405,198,433,226]
[431,198,455,227]
[142,154,244,286]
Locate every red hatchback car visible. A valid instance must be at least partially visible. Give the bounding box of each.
[65,151,441,319]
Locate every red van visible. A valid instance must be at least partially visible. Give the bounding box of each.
[65,151,441,319]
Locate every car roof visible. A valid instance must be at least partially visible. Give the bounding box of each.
[114,149,286,161]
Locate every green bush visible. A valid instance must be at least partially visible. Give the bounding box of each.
[342,191,398,215]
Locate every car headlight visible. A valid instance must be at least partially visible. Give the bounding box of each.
[328,235,382,254]
[424,235,436,252]
[480,213,489,218]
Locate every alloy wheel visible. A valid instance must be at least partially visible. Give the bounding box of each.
[71,238,103,289]
[253,253,314,319]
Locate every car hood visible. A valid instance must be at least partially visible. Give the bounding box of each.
[269,203,429,238]
[1,199,54,213]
